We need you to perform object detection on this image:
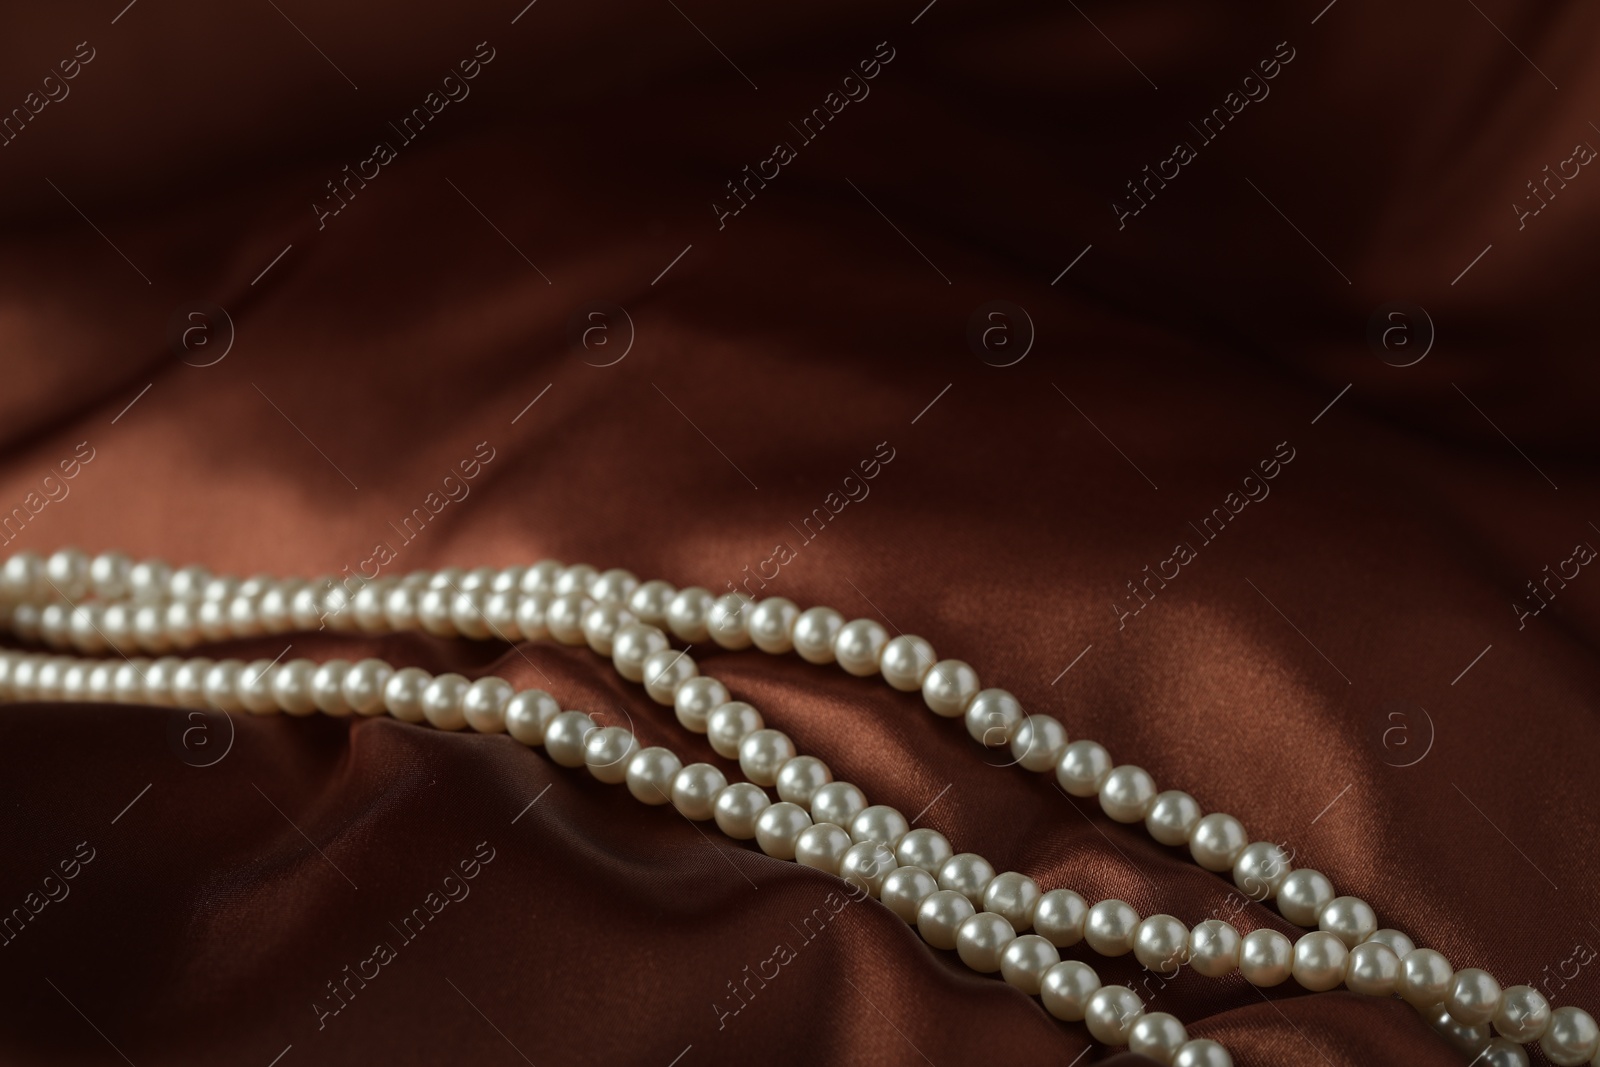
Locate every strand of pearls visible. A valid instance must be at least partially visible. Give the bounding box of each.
[0,645,1227,1067]
[3,549,1597,1066]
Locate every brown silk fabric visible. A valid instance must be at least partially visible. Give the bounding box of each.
[1,1,1596,1064]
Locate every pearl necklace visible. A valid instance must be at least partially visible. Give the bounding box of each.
[3,550,1597,1067]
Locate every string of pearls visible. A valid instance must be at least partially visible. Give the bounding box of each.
[2,549,1596,1067]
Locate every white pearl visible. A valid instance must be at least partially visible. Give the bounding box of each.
[754,802,812,859]
[834,618,888,676]
[580,600,633,655]
[612,622,668,682]
[238,660,279,713]
[342,659,394,717]
[1056,739,1112,796]
[746,597,799,653]
[922,659,979,717]
[490,567,526,595]
[34,656,68,700]
[642,647,697,705]
[771,755,829,807]
[1277,868,1335,926]
[1398,947,1455,1008]
[706,593,753,649]
[1494,985,1552,1042]
[113,661,149,704]
[1447,968,1504,1026]
[1000,934,1060,995]
[417,588,455,636]
[543,711,595,768]
[1293,930,1349,992]
[101,604,135,653]
[166,657,210,708]
[553,563,597,596]
[625,746,681,805]
[964,688,1021,744]
[1189,813,1247,872]
[69,604,107,653]
[196,598,231,642]
[426,568,466,593]
[1476,1038,1530,1067]
[849,805,909,846]
[87,662,116,703]
[937,853,996,907]
[1085,899,1140,957]
[1319,895,1377,947]
[670,762,726,820]
[673,676,728,734]
[520,560,563,596]
[1100,764,1156,823]
[382,667,431,723]
[1129,1012,1188,1065]
[451,589,495,639]
[39,604,71,649]
[1428,1004,1491,1055]
[1033,889,1088,947]
[1145,790,1201,846]
[59,662,89,701]
[1344,941,1400,996]
[794,822,852,874]
[1239,928,1293,987]
[128,558,172,601]
[7,654,40,700]
[956,911,1015,973]
[1041,960,1101,1022]
[1188,920,1241,977]
[590,568,638,604]
[545,592,592,645]
[626,580,676,627]
[1365,928,1416,959]
[916,889,975,950]
[270,659,315,715]
[895,827,953,872]
[137,659,176,710]
[457,677,510,733]
[203,660,246,712]
[1233,841,1292,901]
[738,729,796,787]
[839,840,897,895]
[880,866,938,923]
[1134,914,1189,975]
[792,607,843,664]
[982,871,1040,931]
[0,552,42,600]
[1540,1006,1598,1065]
[420,673,468,729]
[585,726,638,784]
[810,781,867,828]
[383,585,420,632]
[1010,714,1067,771]
[712,782,770,839]
[666,586,714,643]
[460,566,498,593]
[132,604,170,652]
[513,593,549,641]
[45,547,90,601]
[352,581,395,633]
[880,634,935,691]
[505,689,562,745]
[311,660,354,715]
[1174,1039,1234,1067]
[1084,985,1144,1045]
[706,701,764,759]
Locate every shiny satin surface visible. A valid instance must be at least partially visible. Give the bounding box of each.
[1,1,1596,1064]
